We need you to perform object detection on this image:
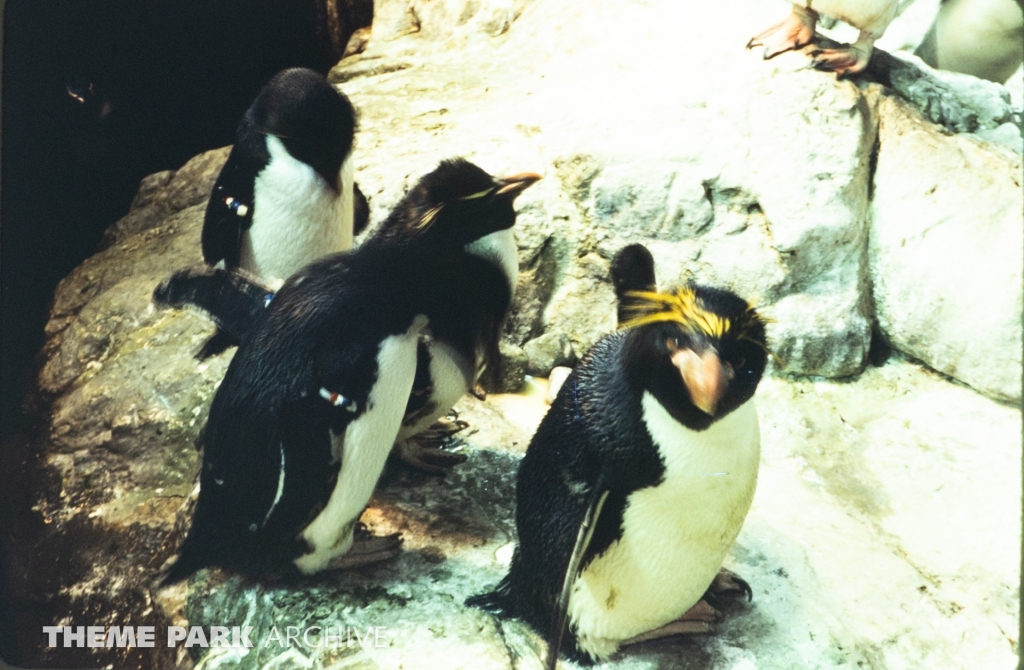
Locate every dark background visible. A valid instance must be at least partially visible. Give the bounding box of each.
[0,0,370,665]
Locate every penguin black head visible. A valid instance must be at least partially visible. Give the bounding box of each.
[246,68,356,190]
[620,284,768,431]
[610,243,657,325]
[378,158,541,248]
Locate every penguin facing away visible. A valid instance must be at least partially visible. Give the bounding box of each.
[161,159,539,584]
[468,244,768,667]
[198,67,368,358]
[747,0,900,76]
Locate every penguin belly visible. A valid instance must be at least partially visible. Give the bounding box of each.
[397,339,473,441]
[294,315,427,574]
[803,0,898,38]
[568,395,760,661]
[241,136,354,287]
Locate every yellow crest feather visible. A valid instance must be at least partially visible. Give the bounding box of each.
[619,287,731,338]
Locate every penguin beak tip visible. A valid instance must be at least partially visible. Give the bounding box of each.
[495,172,542,197]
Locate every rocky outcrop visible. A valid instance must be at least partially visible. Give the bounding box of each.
[7,0,1021,668]
[869,93,1023,402]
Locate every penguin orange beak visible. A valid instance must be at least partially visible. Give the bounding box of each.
[495,173,542,198]
[673,348,733,416]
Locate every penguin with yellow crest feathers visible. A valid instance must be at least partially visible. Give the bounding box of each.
[469,244,768,667]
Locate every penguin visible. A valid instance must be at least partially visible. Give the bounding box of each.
[468,244,768,667]
[747,1,901,76]
[160,159,539,583]
[915,0,1024,84]
[155,157,536,473]
[198,67,369,358]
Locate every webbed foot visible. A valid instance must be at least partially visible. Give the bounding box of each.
[393,415,469,475]
[747,5,817,59]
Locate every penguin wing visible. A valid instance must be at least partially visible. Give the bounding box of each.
[202,145,262,268]
[546,481,610,670]
[153,265,274,342]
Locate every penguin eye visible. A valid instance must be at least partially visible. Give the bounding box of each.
[665,336,680,352]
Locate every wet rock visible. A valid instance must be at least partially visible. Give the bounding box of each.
[522,330,575,377]
[493,342,528,394]
[101,147,230,248]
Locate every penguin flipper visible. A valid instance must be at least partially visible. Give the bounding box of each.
[202,144,262,268]
[353,181,370,237]
[153,265,274,347]
[546,484,611,670]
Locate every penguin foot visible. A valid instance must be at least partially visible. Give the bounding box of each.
[703,567,753,607]
[747,6,817,60]
[471,383,488,400]
[809,45,872,78]
[394,418,469,475]
[621,601,721,646]
[324,531,404,570]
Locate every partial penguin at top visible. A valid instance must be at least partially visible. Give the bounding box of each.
[748,0,901,76]
[198,67,369,357]
[469,243,768,667]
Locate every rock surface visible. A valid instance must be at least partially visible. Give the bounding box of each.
[7,0,1022,669]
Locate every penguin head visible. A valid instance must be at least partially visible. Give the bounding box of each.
[610,243,658,326]
[381,158,541,247]
[620,283,768,430]
[247,68,356,190]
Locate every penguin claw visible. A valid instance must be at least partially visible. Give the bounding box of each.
[704,567,753,605]
[747,8,816,60]
[393,419,470,475]
[324,532,403,570]
[809,47,871,78]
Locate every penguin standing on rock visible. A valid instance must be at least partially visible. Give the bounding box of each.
[198,67,368,358]
[747,1,900,76]
[160,159,539,583]
[469,244,768,667]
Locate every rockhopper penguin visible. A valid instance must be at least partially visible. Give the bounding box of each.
[156,158,537,473]
[160,159,539,583]
[468,244,768,667]
[198,67,368,358]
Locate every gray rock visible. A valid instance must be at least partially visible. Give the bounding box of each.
[869,94,1023,402]
[494,341,528,393]
[522,330,575,376]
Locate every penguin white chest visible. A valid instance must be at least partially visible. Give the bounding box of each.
[568,394,760,660]
[242,135,354,286]
[464,227,519,294]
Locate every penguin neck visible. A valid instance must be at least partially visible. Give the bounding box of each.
[463,227,518,295]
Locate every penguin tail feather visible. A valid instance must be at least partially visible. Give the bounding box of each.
[465,576,515,616]
[158,541,208,587]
